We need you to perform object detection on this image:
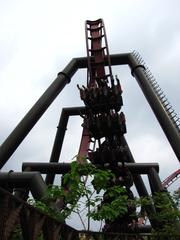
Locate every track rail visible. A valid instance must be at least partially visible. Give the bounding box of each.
[78,19,114,158]
[162,169,180,188]
[85,18,113,87]
[77,19,152,231]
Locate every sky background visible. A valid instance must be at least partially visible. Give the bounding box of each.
[0,0,180,230]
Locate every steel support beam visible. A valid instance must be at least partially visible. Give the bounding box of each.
[0,55,129,169]
[46,106,86,184]
[0,172,47,199]
[0,59,80,168]
[23,162,159,175]
[121,136,158,228]
[23,162,71,174]
[0,53,179,168]
[121,137,152,197]
[148,167,164,194]
[49,107,86,166]
[113,162,159,174]
[128,54,180,162]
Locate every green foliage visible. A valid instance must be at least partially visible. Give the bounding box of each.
[135,191,180,236]
[30,160,129,230]
[62,161,129,229]
[153,191,180,236]
[90,194,128,221]
[30,158,180,235]
[10,226,43,240]
[10,226,23,240]
[172,188,180,209]
[90,185,128,221]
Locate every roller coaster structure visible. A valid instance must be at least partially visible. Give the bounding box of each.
[162,168,180,188]
[0,19,179,239]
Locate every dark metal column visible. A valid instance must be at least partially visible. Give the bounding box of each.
[121,137,152,197]
[128,54,180,162]
[121,136,158,228]
[148,167,164,194]
[0,54,129,169]
[0,172,47,199]
[0,59,79,169]
[45,109,69,185]
[45,107,86,184]
[1,53,179,167]
[49,107,86,165]
[147,167,174,230]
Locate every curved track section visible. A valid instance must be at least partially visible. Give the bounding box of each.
[162,169,180,188]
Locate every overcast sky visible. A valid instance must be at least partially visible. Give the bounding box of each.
[0,0,180,229]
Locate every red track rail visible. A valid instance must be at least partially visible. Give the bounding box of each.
[78,19,113,158]
[85,19,113,86]
[162,169,180,188]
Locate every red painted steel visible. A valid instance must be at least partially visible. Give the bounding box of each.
[162,169,180,188]
[78,127,90,161]
[78,19,113,158]
[85,19,112,87]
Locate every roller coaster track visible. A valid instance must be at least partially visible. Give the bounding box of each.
[162,169,180,188]
[78,19,114,157]
[79,22,180,161]
[85,19,113,86]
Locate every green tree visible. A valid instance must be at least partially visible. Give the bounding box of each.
[33,160,129,231]
[31,159,180,237]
